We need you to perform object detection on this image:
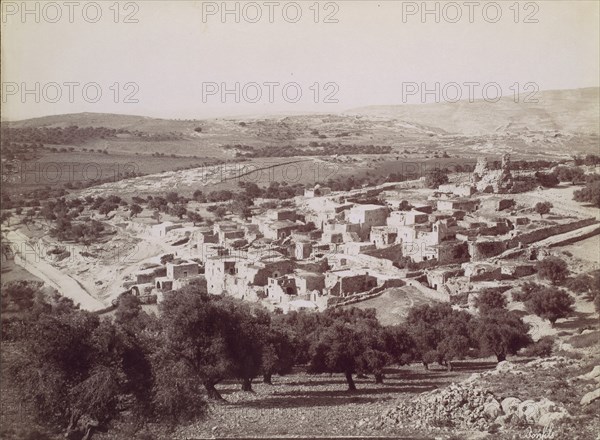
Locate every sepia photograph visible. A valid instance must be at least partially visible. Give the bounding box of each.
[1,1,599,439]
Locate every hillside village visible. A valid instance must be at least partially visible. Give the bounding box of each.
[2,1,599,438]
[2,132,600,440]
[76,154,595,317]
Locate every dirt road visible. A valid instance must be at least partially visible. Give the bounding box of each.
[5,229,107,311]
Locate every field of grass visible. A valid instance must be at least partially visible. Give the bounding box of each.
[69,157,353,199]
[2,150,225,195]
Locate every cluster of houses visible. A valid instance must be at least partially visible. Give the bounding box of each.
[122,157,595,313]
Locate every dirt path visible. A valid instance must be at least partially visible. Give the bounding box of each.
[6,229,107,311]
[98,221,200,302]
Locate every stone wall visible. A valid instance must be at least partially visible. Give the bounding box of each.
[404,278,450,302]
[469,218,597,261]
[363,243,403,262]
[547,225,600,248]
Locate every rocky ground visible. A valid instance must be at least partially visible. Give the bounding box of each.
[373,355,600,440]
[87,362,495,439]
[87,351,599,440]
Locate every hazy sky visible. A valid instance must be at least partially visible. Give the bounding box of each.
[1,0,599,120]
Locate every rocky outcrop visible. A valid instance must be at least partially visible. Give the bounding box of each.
[373,358,577,433]
[471,154,514,194]
[501,397,521,415]
[581,388,600,406]
[377,384,499,431]
[375,382,569,432]
[577,365,600,382]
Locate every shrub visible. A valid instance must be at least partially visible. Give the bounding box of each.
[534,201,553,218]
[160,254,174,265]
[513,281,542,302]
[536,257,569,285]
[574,180,600,207]
[554,349,584,360]
[471,310,532,362]
[535,172,559,188]
[425,168,449,189]
[568,331,600,349]
[521,336,555,358]
[474,289,507,314]
[525,286,575,326]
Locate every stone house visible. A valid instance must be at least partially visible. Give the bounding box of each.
[304,199,353,230]
[267,209,297,222]
[261,220,299,240]
[304,185,332,197]
[195,229,219,245]
[412,203,434,214]
[426,266,465,291]
[205,257,239,294]
[324,269,378,297]
[219,229,245,242]
[267,275,298,299]
[205,254,295,297]
[154,277,173,290]
[370,226,398,247]
[462,262,503,281]
[437,198,481,213]
[295,241,312,260]
[322,221,361,244]
[387,210,429,227]
[265,273,325,313]
[500,263,536,278]
[196,244,229,263]
[346,204,389,228]
[294,270,325,294]
[150,221,182,238]
[437,184,477,198]
[343,241,377,255]
[166,259,200,280]
[134,266,166,284]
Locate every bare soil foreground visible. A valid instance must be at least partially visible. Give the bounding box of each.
[109,362,492,439]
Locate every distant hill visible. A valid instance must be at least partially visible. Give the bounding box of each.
[3,88,598,158]
[3,112,445,149]
[4,112,202,134]
[346,87,599,135]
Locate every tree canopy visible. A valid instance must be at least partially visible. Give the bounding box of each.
[525,285,575,326]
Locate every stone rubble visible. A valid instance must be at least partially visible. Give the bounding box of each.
[375,382,570,432]
[373,358,578,433]
[577,365,600,382]
[580,388,600,406]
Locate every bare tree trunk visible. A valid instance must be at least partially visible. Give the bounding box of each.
[241,377,253,392]
[375,373,384,384]
[82,426,95,440]
[204,382,224,400]
[496,353,506,362]
[263,373,273,384]
[345,371,357,392]
[447,361,453,372]
[65,411,80,440]
[422,361,429,370]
